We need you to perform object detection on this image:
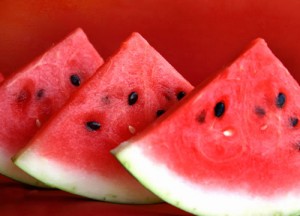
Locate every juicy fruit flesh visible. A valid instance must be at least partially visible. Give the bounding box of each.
[0,28,103,184]
[112,38,300,215]
[39,41,191,171]
[134,41,300,197]
[14,32,193,203]
[31,63,191,173]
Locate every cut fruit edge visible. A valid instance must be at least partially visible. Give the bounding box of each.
[14,146,162,204]
[1,146,48,187]
[112,142,300,216]
[0,28,103,187]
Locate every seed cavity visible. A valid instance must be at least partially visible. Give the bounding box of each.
[293,142,300,151]
[36,89,45,99]
[17,89,31,103]
[276,92,286,108]
[36,119,42,128]
[156,109,165,117]
[214,101,225,118]
[101,96,110,105]
[290,117,299,127]
[128,125,136,134]
[164,95,171,101]
[86,121,101,131]
[197,110,206,123]
[177,91,186,100]
[128,92,138,105]
[254,106,266,117]
[70,74,81,87]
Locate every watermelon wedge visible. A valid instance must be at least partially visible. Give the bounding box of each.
[0,28,103,186]
[112,38,300,215]
[14,33,193,203]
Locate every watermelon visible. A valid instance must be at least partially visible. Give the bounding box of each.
[112,38,300,215]
[14,32,193,203]
[0,28,103,186]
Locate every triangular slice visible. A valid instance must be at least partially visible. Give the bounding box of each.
[14,33,193,203]
[113,38,300,215]
[0,28,103,186]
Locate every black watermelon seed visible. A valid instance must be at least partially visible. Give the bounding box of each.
[177,91,186,100]
[70,74,81,87]
[290,117,299,127]
[276,92,286,108]
[36,89,45,99]
[214,102,225,118]
[156,109,165,117]
[197,110,206,123]
[254,106,266,117]
[128,92,138,105]
[86,121,101,131]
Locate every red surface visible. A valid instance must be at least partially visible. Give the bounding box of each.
[0,175,190,216]
[1,0,300,85]
[1,0,300,215]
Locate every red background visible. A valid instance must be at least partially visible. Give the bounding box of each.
[1,0,300,85]
[1,0,300,215]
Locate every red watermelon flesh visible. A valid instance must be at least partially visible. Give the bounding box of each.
[14,32,193,203]
[113,38,300,215]
[0,28,103,186]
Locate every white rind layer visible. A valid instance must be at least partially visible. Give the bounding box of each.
[113,141,300,216]
[14,147,161,204]
[0,145,47,187]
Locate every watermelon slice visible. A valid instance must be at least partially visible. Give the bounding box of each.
[14,33,193,203]
[0,28,103,186]
[112,38,300,215]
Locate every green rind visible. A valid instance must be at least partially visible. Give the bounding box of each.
[0,146,49,187]
[113,142,300,216]
[14,146,161,204]
[0,28,103,186]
